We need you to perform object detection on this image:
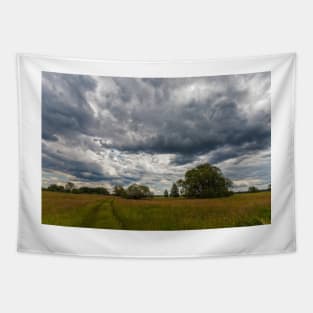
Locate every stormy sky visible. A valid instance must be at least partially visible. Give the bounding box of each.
[42,71,271,193]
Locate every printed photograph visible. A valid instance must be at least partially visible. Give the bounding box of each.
[42,71,271,230]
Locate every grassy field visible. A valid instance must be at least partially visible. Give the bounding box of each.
[42,190,271,230]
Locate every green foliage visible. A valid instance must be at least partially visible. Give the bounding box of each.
[65,182,75,192]
[125,184,153,199]
[248,186,259,193]
[176,179,185,196]
[76,186,110,195]
[170,183,179,197]
[42,191,271,230]
[114,184,154,199]
[178,163,233,198]
[46,184,110,195]
[47,184,65,192]
[164,189,169,197]
[113,185,127,197]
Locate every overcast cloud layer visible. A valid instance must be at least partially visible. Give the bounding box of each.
[42,71,271,193]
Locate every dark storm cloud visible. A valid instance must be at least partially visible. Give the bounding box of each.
[224,161,270,186]
[42,143,139,185]
[96,98,270,166]
[42,72,97,142]
[42,71,270,189]
[171,153,198,165]
[208,134,270,164]
[42,72,270,156]
[42,144,108,182]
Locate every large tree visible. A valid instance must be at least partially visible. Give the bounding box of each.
[179,163,232,198]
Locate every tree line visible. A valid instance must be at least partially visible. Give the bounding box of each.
[43,182,110,195]
[43,181,154,199]
[44,163,233,199]
[247,184,271,193]
[43,163,271,199]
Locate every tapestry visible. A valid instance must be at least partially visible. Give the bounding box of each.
[17,53,296,257]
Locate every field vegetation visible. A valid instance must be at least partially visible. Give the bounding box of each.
[42,190,271,230]
[42,163,271,230]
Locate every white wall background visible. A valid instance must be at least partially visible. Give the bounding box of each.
[0,1,311,312]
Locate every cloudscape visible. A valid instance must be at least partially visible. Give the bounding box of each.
[42,71,271,194]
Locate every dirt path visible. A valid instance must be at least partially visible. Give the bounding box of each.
[80,198,123,229]
[110,200,127,229]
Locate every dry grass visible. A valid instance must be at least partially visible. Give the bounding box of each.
[42,191,271,230]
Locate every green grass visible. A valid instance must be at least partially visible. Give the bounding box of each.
[42,191,271,230]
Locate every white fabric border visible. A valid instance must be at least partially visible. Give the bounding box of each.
[17,53,296,258]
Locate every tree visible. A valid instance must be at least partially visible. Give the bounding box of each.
[170,183,179,197]
[47,184,65,192]
[125,184,153,199]
[77,186,110,195]
[46,184,110,195]
[164,189,169,197]
[176,179,185,196]
[113,185,127,197]
[248,186,259,193]
[178,163,232,198]
[65,182,75,192]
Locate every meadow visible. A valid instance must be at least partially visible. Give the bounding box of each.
[42,190,271,230]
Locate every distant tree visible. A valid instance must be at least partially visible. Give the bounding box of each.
[78,186,110,195]
[176,179,185,196]
[46,184,109,195]
[170,183,179,197]
[113,185,127,197]
[47,184,65,192]
[47,184,56,192]
[100,187,110,195]
[164,189,169,197]
[65,182,75,192]
[126,184,153,199]
[248,186,259,193]
[177,163,232,198]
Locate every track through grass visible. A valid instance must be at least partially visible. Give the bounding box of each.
[42,191,271,230]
